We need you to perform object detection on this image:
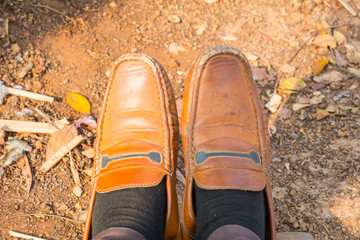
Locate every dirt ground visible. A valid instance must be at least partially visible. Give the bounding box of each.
[0,0,360,239]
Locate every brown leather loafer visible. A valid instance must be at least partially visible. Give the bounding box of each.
[83,54,181,240]
[180,46,276,240]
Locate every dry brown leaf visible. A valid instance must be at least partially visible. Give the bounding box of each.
[298,96,310,104]
[313,34,337,48]
[333,50,348,67]
[46,125,77,162]
[312,59,329,76]
[326,104,337,113]
[251,67,268,81]
[279,64,296,75]
[278,107,292,119]
[17,154,32,196]
[313,71,344,84]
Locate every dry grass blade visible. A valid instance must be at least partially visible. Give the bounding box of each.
[0,213,81,226]
[31,4,74,23]
[9,230,47,240]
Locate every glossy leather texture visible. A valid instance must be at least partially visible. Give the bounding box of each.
[83,54,181,240]
[180,46,276,240]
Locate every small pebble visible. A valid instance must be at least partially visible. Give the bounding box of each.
[168,15,181,23]
[73,186,83,197]
[289,189,296,197]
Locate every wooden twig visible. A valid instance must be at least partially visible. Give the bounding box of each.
[40,135,84,173]
[0,120,59,134]
[273,31,318,93]
[258,85,311,93]
[0,213,80,226]
[9,230,47,240]
[31,4,72,22]
[329,18,360,79]
[69,150,81,186]
[26,104,60,130]
[322,224,331,236]
[4,18,9,45]
[338,0,358,16]
[245,22,275,42]
[7,87,54,103]
[23,154,32,196]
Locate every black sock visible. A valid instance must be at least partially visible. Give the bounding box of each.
[91,179,166,240]
[194,183,266,240]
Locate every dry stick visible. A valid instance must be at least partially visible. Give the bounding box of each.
[258,85,311,94]
[31,4,73,22]
[7,87,54,103]
[9,230,47,240]
[40,135,84,173]
[0,120,59,134]
[245,22,275,43]
[273,31,318,93]
[329,18,360,79]
[268,31,318,127]
[4,18,9,45]
[26,104,60,130]
[338,0,358,16]
[69,150,81,186]
[322,224,331,236]
[23,154,32,196]
[0,213,80,226]
[27,104,78,182]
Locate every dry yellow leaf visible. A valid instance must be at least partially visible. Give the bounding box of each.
[312,59,329,76]
[313,109,330,120]
[292,103,310,111]
[66,92,91,114]
[279,77,307,94]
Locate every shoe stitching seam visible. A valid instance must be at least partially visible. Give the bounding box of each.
[95,173,166,192]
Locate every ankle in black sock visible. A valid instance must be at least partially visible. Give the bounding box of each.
[91,179,166,240]
[194,183,266,240]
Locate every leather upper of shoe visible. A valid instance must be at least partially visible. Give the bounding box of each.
[180,46,275,240]
[93,56,178,192]
[181,48,269,191]
[84,54,181,240]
